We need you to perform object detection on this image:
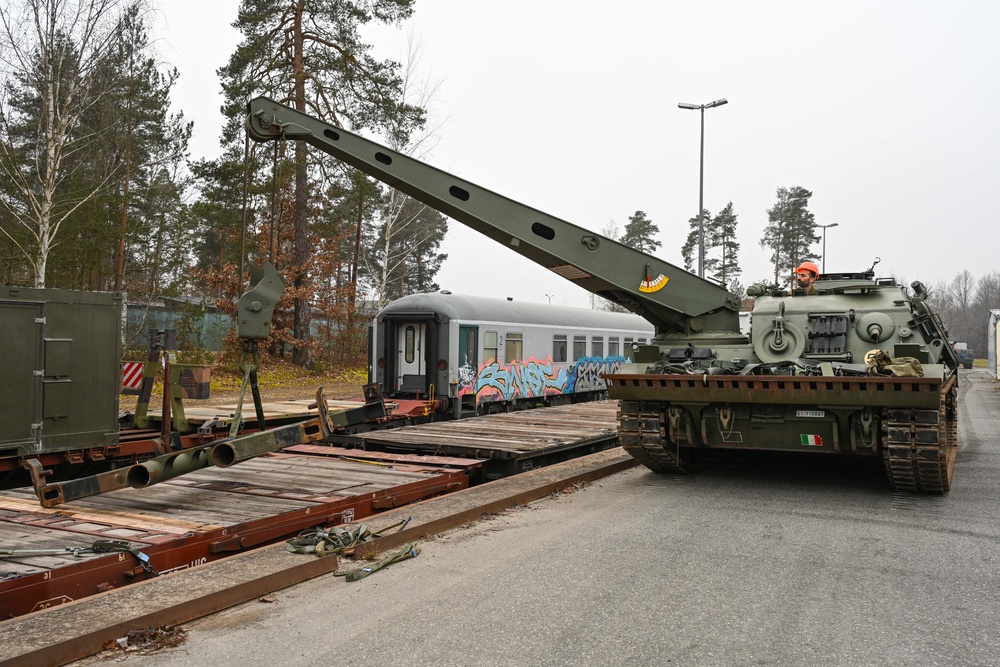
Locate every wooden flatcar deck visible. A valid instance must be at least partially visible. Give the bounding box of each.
[333,400,622,479]
[1,401,622,618]
[0,449,477,618]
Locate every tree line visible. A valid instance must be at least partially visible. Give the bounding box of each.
[1,1,990,370]
[925,270,1000,359]
[0,0,446,369]
[608,185,819,302]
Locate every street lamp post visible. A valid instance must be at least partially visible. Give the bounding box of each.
[678,98,728,279]
[818,223,839,274]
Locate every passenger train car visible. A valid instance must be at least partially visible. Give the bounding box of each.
[370,291,655,420]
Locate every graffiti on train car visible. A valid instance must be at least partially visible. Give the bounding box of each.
[468,358,567,401]
[459,355,628,403]
[566,355,627,393]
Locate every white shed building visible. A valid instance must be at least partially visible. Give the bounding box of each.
[988,310,1000,379]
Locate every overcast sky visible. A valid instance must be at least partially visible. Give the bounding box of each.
[155,0,999,308]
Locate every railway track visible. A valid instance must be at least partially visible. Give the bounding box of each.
[0,444,635,667]
[0,401,624,642]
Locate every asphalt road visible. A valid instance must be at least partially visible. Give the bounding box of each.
[78,369,1000,667]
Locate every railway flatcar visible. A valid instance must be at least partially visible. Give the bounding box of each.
[370,291,655,419]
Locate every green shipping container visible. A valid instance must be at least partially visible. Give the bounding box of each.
[0,287,122,459]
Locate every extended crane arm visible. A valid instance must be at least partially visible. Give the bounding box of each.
[245,96,740,334]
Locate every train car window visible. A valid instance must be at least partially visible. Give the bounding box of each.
[553,335,567,362]
[505,333,523,362]
[592,337,604,357]
[608,336,620,356]
[466,329,477,362]
[624,337,634,357]
[484,331,498,363]
[639,337,647,343]
[573,335,586,361]
[404,326,416,363]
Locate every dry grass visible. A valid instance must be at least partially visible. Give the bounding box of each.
[120,361,368,412]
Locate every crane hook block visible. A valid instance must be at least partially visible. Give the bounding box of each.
[237,261,286,340]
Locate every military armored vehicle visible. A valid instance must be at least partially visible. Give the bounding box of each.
[246,97,959,493]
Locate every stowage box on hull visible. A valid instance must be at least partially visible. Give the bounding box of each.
[0,287,122,459]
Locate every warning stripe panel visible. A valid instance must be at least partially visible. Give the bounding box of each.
[121,362,144,391]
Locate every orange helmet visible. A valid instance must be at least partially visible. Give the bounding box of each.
[795,261,820,277]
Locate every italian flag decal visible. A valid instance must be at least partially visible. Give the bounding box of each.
[800,434,823,446]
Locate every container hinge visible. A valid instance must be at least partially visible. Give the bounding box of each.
[35,317,46,324]
[31,423,43,437]
[33,369,44,376]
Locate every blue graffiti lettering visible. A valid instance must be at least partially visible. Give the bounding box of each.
[471,358,567,402]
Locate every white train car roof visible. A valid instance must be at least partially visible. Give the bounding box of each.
[377,291,654,332]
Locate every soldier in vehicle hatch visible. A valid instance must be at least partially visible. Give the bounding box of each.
[794,261,820,294]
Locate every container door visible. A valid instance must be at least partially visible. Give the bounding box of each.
[397,322,426,392]
[0,303,41,450]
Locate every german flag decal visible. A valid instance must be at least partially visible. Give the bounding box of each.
[639,274,668,293]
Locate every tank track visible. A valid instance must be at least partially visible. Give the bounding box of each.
[617,401,688,474]
[881,377,958,494]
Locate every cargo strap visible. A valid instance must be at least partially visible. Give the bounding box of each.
[0,546,91,558]
[286,518,412,558]
[1,540,159,579]
[286,524,375,556]
[91,540,161,578]
[739,359,820,376]
[339,543,420,582]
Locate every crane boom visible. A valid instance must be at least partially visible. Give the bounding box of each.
[245,96,740,334]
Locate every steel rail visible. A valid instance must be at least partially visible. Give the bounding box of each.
[0,447,633,667]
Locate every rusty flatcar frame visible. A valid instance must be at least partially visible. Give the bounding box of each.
[0,461,468,619]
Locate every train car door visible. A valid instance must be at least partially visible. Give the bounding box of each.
[397,322,426,392]
[458,325,479,416]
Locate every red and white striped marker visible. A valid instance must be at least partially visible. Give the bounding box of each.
[121,362,144,392]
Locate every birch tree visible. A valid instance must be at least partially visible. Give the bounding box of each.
[361,32,446,308]
[0,0,124,287]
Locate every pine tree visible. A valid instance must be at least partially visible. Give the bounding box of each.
[760,186,818,284]
[681,208,710,273]
[74,4,192,294]
[217,0,424,368]
[710,201,741,290]
[681,203,741,291]
[619,210,661,254]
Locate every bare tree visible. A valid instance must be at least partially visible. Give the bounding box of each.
[601,219,619,241]
[361,31,446,308]
[590,219,628,311]
[0,0,124,287]
[950,269,976,343]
